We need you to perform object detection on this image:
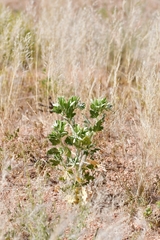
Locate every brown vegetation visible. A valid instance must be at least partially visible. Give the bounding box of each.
[0,0,160,239]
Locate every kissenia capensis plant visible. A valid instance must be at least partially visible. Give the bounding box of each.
[47,96,112,203]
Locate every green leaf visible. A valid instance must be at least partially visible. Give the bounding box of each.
[8,165,12,171]
[84,172,94,183]
[82,136,92,146]
[50,96,85,120]
[47,147,62,165]
[65,136,74,145]
[50,159,60,166]
[63,146,71,157]
[90,109,99,118]
[53,120,67,133]
[48,135,60,145]
[58,96,66,106]
[90,148,100,155]
[67,168,73,175]
[51,97,66,114]
[86,164,94,169]
[90,98,112,118]
[51,104,62,114]
[47,147,59,155]
[49,121,68,144]
[92,115,105,132]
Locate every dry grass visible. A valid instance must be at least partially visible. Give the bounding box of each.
[0,0,160,239]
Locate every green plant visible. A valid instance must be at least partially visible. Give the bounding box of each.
[47,96,112,203]
[143,203,160,229]
[144,206,152,217]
